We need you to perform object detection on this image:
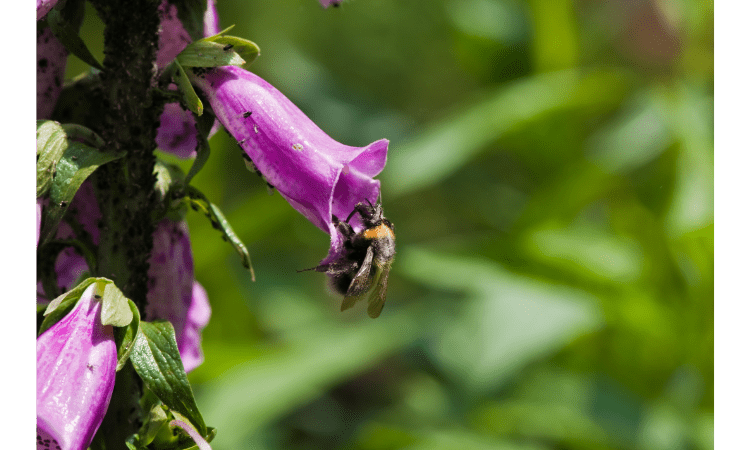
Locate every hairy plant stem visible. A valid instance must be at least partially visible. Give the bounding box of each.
[87,0,162,447]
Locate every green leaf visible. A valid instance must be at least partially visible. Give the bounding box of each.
[185,185,255,281]
[184,112,214,186]
[37,122,105,198]
[201,35,261,67]
[39,141,125,244]
[43,277,95,316]
[61,123,106,149]
[39,277,98,335]
[177,40,246,68]
[47,1,104,71]
[100,280,134,327]
[172,60,203,116]
[115,299,141,371]
[40,277,135,335]
[37,121,67,197]
[130,321,207,435]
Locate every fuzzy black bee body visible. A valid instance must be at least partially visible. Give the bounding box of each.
[311,201,395,318]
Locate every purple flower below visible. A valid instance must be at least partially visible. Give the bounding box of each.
[190,66,388,263]
[146,219,211,373]
[37,283,117,450]
[37,25,68,120]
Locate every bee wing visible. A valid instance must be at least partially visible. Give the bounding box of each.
[340,246,374,312]
[367,261,390,319]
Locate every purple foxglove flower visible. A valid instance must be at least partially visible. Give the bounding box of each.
[37,26,68,120]
[155,0,220,158]
[37,0,59,20]
[190,66,388,263]
[145,219,211,373]
[319,0,342,8]
[37,283,117,450]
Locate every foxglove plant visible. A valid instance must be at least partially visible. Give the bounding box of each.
[36,0,389,448]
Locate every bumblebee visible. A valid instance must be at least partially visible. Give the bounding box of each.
[306,200,395,318]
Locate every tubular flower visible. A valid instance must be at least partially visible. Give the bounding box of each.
[36,283,117,450]
[191,66,388,263]
[37,0,59,20]
[155,0,220,158]
[146,219,211,373]
[37,25,68,120]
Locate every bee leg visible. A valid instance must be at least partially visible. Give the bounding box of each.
[333,215,355,239]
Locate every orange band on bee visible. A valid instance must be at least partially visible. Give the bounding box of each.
[363,223,394,240]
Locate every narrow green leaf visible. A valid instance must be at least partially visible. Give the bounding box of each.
[39,142,125,244]
[100,281,134,327]
[153,160,186,203]
[130,321,207,435]
[37,121,67,197]
[204,36,260,67]
[185,186,255,281]
[115,299,141,371]
[184,113,214,186]
[177,40,246,68]
[43,277,96,316]
[47,5,104,71]
[172,61,203,116]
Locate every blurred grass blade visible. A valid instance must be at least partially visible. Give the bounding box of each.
[398,247,604,393]
[383,69,628,197]
[196,311,419,449]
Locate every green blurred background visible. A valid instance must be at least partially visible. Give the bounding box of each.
[72,0,714,448]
